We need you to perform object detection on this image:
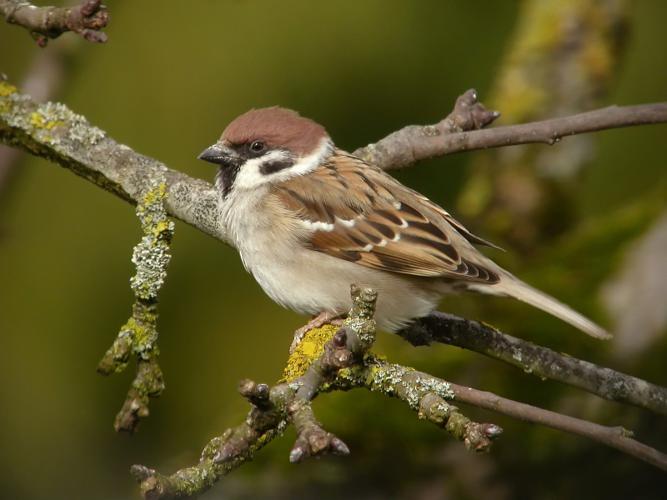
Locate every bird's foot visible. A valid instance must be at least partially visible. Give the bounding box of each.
[290,311,345,354]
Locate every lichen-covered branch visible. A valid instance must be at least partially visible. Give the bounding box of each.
[97,179,175,432]
[131,286,667,499]
[355,357,502,453]
[2,78,665,246]
[356,357,667,472]
[0,77,227,243]
[132,287,501,499]
[402,312,667,416]
[0,0,108,46]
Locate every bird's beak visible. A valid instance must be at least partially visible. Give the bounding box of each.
[197,143,240,168]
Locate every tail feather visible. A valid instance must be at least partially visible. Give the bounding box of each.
[469,275,611,340]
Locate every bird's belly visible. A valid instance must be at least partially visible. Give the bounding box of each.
[241,243,440,332]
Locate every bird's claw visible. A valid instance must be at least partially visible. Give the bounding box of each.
[290,312,345,354]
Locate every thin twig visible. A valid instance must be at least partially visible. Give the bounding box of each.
[0,0,108,46]
[359,359,667,471]
[402,312,667,415]
[449,381,667,472]
[354,100,667,171]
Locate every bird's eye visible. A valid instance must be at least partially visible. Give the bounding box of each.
[249,140,266,153]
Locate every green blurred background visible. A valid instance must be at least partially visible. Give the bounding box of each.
[1,1,666,499]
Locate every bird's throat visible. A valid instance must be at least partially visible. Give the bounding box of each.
[216,165,240,198]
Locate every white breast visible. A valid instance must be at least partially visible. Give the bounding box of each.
[221,188,440,332]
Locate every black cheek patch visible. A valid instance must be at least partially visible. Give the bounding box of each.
[260,159,295,175]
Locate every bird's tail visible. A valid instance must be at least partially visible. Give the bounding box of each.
[468,273,611,340]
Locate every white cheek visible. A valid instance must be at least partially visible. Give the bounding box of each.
[233,150,290,191]
[232,138,333,192]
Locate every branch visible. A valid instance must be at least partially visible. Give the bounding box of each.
[0,0,108,46]
[361,360,667,472]
[97,178,174,432]
[3,80,665,247]
[0,77,228,244]
[448,380,667,472]
[131,287,503,499]
[132,287,666,499]
[402,312,667,416]
[353,100,667,171]
[352,89,500,170]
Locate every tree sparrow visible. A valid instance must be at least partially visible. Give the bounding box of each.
[198,107,609,346]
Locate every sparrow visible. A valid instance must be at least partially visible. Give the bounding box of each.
[198,107,609,347]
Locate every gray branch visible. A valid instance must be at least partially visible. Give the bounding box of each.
[402,312,667,416]
[0,0,108,46]
[0,77,228,243]
[355,98,667,171]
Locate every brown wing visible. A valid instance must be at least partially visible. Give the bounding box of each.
[271,151,500,284]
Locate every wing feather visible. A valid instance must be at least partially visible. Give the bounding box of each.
[270,151,500,284]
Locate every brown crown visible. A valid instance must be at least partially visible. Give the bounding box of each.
[221,106,329,156]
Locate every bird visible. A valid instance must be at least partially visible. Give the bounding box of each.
[198,106,609,349]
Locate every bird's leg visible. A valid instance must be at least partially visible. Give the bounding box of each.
[290,311,345,354]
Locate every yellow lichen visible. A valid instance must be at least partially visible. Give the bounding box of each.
[29,111,64,130]
[142,182,167,206]
[281,325,338,382]
[152,220,172,237]
[0,81,17,97]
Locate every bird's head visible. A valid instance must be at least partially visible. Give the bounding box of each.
[198,107,333,197]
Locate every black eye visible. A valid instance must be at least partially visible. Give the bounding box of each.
[249,140,265,153]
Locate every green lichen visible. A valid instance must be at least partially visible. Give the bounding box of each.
[366,361,413,396]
